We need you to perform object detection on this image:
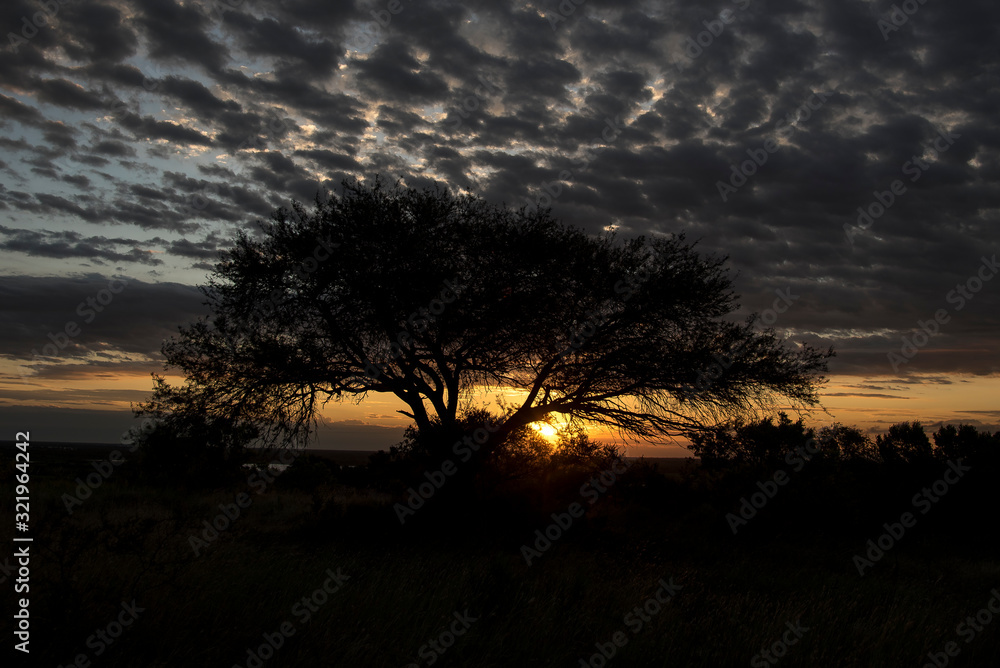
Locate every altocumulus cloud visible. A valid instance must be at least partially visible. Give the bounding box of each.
[0,0,996,387]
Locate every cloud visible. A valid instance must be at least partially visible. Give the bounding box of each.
[314,418,407,450]
[0,0,994,394]
[0,276,207,361]
[0,406,136,444]
[822,392,907,399]
[0,225,163,264]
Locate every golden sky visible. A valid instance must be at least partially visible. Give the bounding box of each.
[3,353,997,457]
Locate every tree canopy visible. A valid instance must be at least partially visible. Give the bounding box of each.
[139,178,832,460]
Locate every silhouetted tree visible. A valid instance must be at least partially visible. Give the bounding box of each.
[138,178,831,465]
[817,423,878,462]
[687,412,815,467]
[933,424,997,462]
[876,421,933,465]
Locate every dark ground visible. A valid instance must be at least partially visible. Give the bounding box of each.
[2,443,998,667]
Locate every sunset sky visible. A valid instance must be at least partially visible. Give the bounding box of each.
[1,0,997,455]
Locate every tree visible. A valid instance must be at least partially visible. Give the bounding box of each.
[383,407,622,491]
[817,423,878,462]
[933,424,997,462]
[875,422,933,465]
[139,178,832,467]
[687,412,815,467]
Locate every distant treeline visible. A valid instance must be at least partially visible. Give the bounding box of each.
[689,413,999,469]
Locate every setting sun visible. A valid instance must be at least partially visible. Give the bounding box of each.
[530,422,559,441]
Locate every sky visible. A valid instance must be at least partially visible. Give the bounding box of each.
[0,0,997,455]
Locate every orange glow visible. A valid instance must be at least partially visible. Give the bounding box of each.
[530,421,559,441]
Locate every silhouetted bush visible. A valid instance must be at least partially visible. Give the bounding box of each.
[132,413,250,486]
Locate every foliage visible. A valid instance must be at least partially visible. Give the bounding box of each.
[932,423,999,462]
[817,422,878,462]
[687,412,815,467]
[131,376,253,484]
[875,421,933,465]
[138,176,831,476]
[373,407,624,499]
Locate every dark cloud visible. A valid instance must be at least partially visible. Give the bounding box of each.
[295,148,364,173]
[352,41,451,103]
[60,2,139,64]
[91,139,137,157]
[156,75,243,120]
[33,78,108,110]
[0,0,994,392]
[0,93,45,126]
[133,0,232,74]
[0,276,207,361]
[117,111,214,146]
[222,11,343,75]
[166,237,223,260]
[0,406,137,444]
[0,225,163,264]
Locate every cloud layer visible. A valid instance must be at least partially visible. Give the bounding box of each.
[0,0,997,391]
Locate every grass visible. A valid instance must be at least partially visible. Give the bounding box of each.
[3,446,999,667]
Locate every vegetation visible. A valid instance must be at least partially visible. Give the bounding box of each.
[9,419,999,666]
[135,178,832,474]
[81,181,991,665]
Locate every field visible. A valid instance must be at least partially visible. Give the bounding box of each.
[2,443,999,667]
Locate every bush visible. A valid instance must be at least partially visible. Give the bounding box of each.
[132,413,251,486]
